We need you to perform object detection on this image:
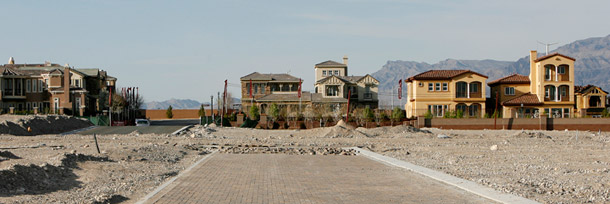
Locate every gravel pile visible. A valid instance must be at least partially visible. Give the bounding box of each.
[0,115,92,136]
[320,120,370,138]
[219,146,358,155]
[512,131,552,139]
[125,146,187,163]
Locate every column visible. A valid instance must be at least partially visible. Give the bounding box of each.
[555,66,558,82]
[467,83,470,98]
[555,86,559,102]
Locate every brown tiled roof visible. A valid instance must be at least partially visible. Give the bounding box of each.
[534,52,576,62]
[315,60,347,68]
[405,70,487,82]
[575,85,608,95]
[501,93,543,106]
[240,72,300,82]
[487,74,530,85]
[256,92,312,102]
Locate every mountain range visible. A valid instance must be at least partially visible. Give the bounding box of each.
[142,98,242,110]
[372,34,610,102]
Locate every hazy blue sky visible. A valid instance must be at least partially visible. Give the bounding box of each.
[2,0,609,102]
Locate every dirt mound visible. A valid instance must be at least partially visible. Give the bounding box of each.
[357,125,432,137]
[0,115,92,136]
[0,153,113,196]
[512,131,552,139]
[126,146,187,163]
[0,151,21,160]
[322,125,369,138]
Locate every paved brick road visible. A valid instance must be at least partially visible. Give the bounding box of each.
[145,154,494,204]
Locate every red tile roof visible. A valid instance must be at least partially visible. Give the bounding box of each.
[405,70,487,82]
[487,74,530,85]
[501,93,543,106]
[534,53,575,62]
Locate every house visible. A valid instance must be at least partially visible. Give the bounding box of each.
[0,57,116,116]
[404,70,488,118]
[490,51,575,118]
[240,56,379,116]
[574,85,608,117]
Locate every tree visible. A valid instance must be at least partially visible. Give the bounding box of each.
[391,107,405,122]
[198,104,206,117]
[249,105,260,121]
[166,105,173,119]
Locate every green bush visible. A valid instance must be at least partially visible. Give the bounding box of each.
[456,109,464,118]
[362,107,374,122]
[602,108,610,118]
[249,105,260,121]
[268,103,280,121]
[166,105,173,118]
[198,104,206,117]
[424,110,433,119]
[391,107,405,122]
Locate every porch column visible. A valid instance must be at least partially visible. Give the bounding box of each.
[555,86,559,102]
[467,83,470,98]
[555,66,558,81]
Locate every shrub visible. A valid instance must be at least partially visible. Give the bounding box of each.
[391,107,405,122]
[198,104,206,117]
[362,107,374,122]
[268,103,280,122]
[424,110,433,119]
[249,105,260,121]
[602,108,610,118]
[166,105,173,118]
[456,109,464,118]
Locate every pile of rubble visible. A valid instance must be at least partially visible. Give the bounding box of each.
[0,115,92,136]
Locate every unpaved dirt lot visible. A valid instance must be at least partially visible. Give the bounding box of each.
[1,121,609,203]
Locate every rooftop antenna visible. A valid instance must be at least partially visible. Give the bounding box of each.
[537,41,557,55]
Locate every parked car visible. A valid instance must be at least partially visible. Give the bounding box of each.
[135,119,150,126]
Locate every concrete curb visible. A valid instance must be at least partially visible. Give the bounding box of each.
[350,147,540,204]
[60,125,97,135]
[171,125,193,135]
[135,151,217,204]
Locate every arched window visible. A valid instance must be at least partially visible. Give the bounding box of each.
[456,103,467,117]
[469,82,481,98]
[559,85,569,101]
[469,103,480,117]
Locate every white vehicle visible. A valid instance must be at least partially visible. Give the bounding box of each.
[135,119,150,126]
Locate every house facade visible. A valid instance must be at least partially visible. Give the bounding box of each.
[574,85,608,117]
[404,70,488,118]
[240,56,379,116]
[491,51,575,118]
[0,58,116,116]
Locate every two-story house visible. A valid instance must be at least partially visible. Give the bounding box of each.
[490,51,575,118]
[240,56,380,115]
[574,85,608,117]
[1,57,117,116]
[313,56,379,109]
[404,70,488,118]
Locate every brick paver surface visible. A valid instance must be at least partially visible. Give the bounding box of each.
[147,154,494,204]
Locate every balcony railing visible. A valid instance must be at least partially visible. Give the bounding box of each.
[456,92,482,98]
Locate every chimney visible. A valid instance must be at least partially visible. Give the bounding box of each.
[530,50,537,63]
[8,57,14,64]
[343,55,348,65]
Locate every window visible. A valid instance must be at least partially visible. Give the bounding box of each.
[469,104,480,117]
[326,85,339,96]
[563,108,570,118]
[31,79,36,93]
[470,83,478,93]
[418,82,423,87]
[558,66,566,74]
[39,80,44,92]
[39,102,43,112]
[26,102,31,111]
[560,86,568,99]
[505,87,515,95]
[442,83,448,91]
[75,79,80,88]
[545,86,556,100]
[456,82,467,97]
[334,70,339,75]
[428,83,433,91]
[545,65,552,81]
[54,98,59,114]
[261,84,266,94]
[322,71,327,76]
[246,83,251,95]
[593,89,599,94]
[26,79,31,93]
[435,83,440,91]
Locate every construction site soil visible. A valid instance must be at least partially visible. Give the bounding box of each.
[0,117,608,203]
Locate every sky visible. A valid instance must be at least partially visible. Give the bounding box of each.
[2,0,610,103]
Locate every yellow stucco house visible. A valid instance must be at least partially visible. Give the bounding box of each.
[489,51,576,118]
[404,70,487,118]
[574,85,608,117]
